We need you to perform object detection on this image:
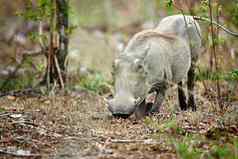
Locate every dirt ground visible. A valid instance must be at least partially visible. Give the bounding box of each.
[0,85,237,159]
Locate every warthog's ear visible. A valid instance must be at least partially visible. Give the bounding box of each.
[141,44,151,59]
[133,44,151,72]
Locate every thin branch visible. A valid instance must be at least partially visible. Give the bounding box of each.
[110,139,159,144]
[208,0,222,109]
[22,48,47,57]
[11,121,38,127]
[0,113,11,118]
[193,16,238,37]
[172,2,238,37]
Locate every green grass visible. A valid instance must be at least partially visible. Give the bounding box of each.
[173,134,238,159]
[144,111,238,159]
[175,142,202,159]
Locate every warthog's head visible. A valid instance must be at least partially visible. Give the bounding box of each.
[108,53,150,118]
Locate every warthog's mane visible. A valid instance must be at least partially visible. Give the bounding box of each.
[125,29,177,53]
[118,30,177,63]
[133,29,176,42]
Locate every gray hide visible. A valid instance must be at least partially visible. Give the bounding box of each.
[108,15,202,118]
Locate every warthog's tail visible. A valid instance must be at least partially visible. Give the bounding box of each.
[193,16,238,37]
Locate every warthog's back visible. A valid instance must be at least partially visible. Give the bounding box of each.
[122,28,191,83]
[156,15,202,60]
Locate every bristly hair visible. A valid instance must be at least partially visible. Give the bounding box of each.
[123,29,176,53]
[133,29,176,42]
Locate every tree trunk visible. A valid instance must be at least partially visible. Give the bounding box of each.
[56,0,69,72]
[41,0,69,90]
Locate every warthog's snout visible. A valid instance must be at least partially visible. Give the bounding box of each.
[107,96,137,118]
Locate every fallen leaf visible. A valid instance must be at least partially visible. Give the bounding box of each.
[6,96,16,100]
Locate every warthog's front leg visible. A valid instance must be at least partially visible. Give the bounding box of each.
[149,91,165,114]
[135,100,152,119]
[149,82,167,114]
[135,82,167,118]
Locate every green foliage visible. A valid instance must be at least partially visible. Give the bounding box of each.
[0,107,6,112]
[174,135,237,159]
[79,73,111,95]
[17,0,52,21]
[220,0,238,27]
[196,68,238,81]
[0,77,34,92]
[145,111,238,159]
[200,0,209,17]
[18,0,75,40]
[231,3,238,26]
[228,69,238,80]
[165,0,173,8]
[165,0,174,15]
[0,56,45,92]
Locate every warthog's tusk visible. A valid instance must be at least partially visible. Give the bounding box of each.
[135,97,144,106]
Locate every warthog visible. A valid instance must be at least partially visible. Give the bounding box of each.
[108,15,202,118]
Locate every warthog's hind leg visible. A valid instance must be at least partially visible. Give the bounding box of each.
[178,81,187,110]
[187,63,196,111]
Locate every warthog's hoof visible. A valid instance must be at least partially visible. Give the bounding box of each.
[112,113,131,119]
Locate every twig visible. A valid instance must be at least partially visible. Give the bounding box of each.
[53,55,64,89]
[0,88,41,97]
[0,148,41,157]
[110,139,143,143]
[208,0,222,109]
[0,113,11,118]
[193,16,238,37]
[11,121,38,127]
[14,137,40,150]
[22,48,47,58]
[110,139,158,144]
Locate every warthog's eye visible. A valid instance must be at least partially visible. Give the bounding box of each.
[133,59,143,72]
[137,64,143,70]
[135,64,144,73]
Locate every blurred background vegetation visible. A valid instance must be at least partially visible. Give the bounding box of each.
[0,0,237,101]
